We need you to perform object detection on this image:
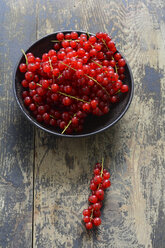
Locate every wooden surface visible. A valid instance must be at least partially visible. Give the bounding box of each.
[0,0,165,247]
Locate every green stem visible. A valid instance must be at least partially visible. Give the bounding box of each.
[21,49,28,65]
[86,75,110,96]
[61,62,110,96]
[115,89,121,95]
[58,91,89,103]
[36,84,89,103]
[48,57,53,71]
[61,113,76,134]
[61,62,77,71]
[100,157,104,177]
[90,209,94,221]
[86,31,91,39]
[102,39,109,50]
[91,59,102,68]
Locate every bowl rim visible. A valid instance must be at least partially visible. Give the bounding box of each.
[13,30,134,138]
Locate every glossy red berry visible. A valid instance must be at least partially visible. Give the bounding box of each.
[86,222,93,229]
[93,168,100,175]
[93,202,102,211]
[102,179,111,189]
[120,84,129,93]
[93,217,101,226]
[70,31,78,40]
[90,183,97,191]
[103,172,110,179]
[19,63,27,73]
[57,32,64,41]
[51,84,59,93]
[24,96,32,106]
[95,189,104,200]
[62,97,72,106]
[83,209,91,216]
[82,103,91,113]
[118,58,126,67]
[93,210,101,217]
[83,216,90,223]
[93,175,102,185]
[88,195,98,204]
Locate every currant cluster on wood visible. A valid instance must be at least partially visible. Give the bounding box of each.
[83,161,111,229]
[19,31,129,134]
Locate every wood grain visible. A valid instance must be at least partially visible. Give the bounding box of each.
[0,0,37,247]
[0,0,165,247]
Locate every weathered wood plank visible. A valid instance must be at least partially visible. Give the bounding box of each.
[0,0,165,247]
[0,0,37,247]
[33,0,165,248]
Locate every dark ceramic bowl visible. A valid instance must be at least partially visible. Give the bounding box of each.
[13,30,134,138]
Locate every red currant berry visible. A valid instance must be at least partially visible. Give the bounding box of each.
[21,79,29,88]
[93,168,100,175]
[103,172,110,179]
[93,210,101,217]
[86,222,93,229]
[90,183,97,191]
[83,216,90,223]
[93,202,102,211]
[51,84,59,93]
[24,96,32,106]
[118,58,126,67]
[95,189,104,200]
[114,53,121,61]
[70,31,78,40]
[93,217,101,226]
[83,209,91,216]
[62,97,72,106]
[29,103,36,111]
[93,175,102,185]
[102,179,111,189]
[25,71,34,81]
[90,100,98,109]
[19,63,27,73]
[57,32,64,40]
[88,195,98,204]
[82,103,91,113]
[120,85,129,93]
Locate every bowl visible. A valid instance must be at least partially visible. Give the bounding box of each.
[13,30,134,138]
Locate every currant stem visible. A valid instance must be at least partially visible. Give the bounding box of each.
[50,114,55,119]
[100,157,104,177]
[61,62,110,96]
[59,91,89,103]
[111,56,118,74]
[57,73,62,79]
[48,57,55,83]
[36,83,89,103]
[102,39,109,50]
[90,209,94,221]
[91,59,102,68]
[21,49,28,66]
[86,32,91,38]
[115,89,121,95]
[48,57,53,71]
[86,75,110,96]
[61,62,77,71]
[61,113,76,134]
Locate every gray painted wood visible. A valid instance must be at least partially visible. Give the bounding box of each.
[0,0,165,247]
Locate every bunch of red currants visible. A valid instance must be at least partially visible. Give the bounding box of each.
[19,31,129,134]
[83,161,111,229]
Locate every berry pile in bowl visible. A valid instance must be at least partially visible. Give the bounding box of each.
[13,30,134,137]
